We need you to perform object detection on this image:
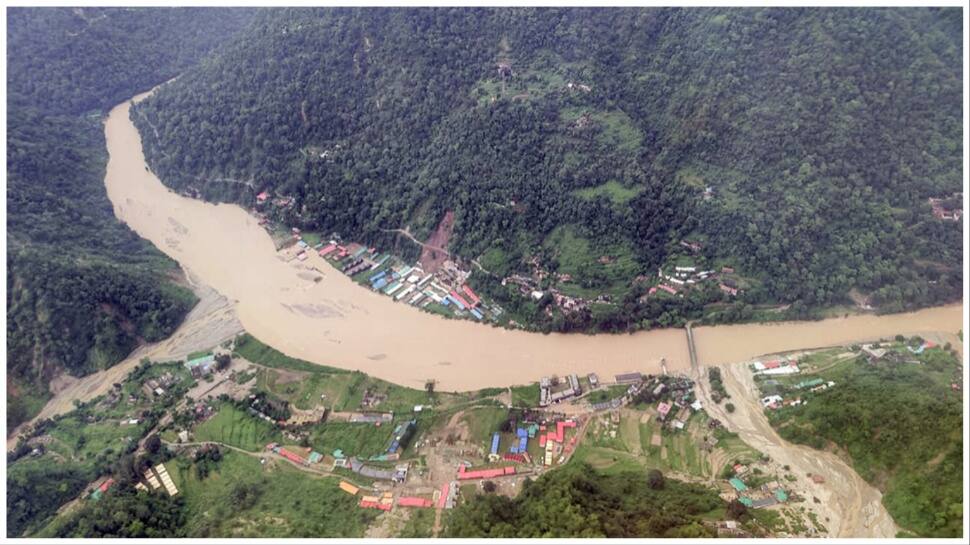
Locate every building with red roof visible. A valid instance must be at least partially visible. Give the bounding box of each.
[461,285,481,306]
[449,290,472,309]
[437,483,450,509]
[277,447,306,466]
[397,496,433,508]
[98,478,115,493]
[457,464,516,480]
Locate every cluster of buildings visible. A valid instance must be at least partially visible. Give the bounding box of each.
[539,374,582,406]
[862,341,943,365]
[141,371,180,397]
[928,194,963,222]
[589,373,650,411]
[338,481,435,513]
[751,358,800,376]
[265,442,313,466]
[279,413,418,489]
[490,427,531,460]
[317,240,385,276]
[539,420,578,466]
[486,415,580,468]
[251,190,295,226]
[369,261,487,321]
[499,256,598,316]
[438,481,459,510]
[293,233,500,323]
[379,420,416,461]
[657,395,699,431]
[345,457,410,483]
[358,491,395,511]
[502,273,544,301]
[759,375,835,411]
[647,264,738,299]
[726,467,789,509]
[255,190,294,209]
[134,463,178,496]
[185,353,218,379]
[565,81,592,93]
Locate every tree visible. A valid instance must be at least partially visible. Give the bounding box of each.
[228,481,262,510]
[647,469,665,490]
[145,434,162,454]
[726,499,748,520]
[482,481,497,493]
[725,403,736,413]
[215,353,231,371]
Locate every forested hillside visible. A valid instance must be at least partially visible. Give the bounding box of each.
[443,463,720,537]
[6,7,255,428]
[133,7,963,331]
[768,345,963,537]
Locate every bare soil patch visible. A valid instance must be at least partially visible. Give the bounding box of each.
[419,211,455,273]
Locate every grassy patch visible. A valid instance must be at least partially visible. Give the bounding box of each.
[510,384,540,407]
[186,350,212,361]
[398,506,435,538]
[308,421,395,459]
[586,384,629,404]
[45,416,145,463]
[460,407,509,450]
[572,180,642,205]
[173,449,376,537]
[478,246,511,277]
[299,231,324,247]
[241,334,438,413]
[234,334,347,374]
[193,402,280,452]
[543,225,638,298]
[560,108,643,154]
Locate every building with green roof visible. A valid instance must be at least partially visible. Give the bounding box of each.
[729,477,748,491]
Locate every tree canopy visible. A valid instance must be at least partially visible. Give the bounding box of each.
[443,463,721,538]
[6,7,255,428]
[133,7,962,331]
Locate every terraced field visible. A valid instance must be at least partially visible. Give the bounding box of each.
[573,407,761,481]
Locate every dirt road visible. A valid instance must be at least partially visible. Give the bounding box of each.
[693,362,899,538]
[7,271,243,449]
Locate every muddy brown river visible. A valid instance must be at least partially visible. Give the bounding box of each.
[104,91,964,392]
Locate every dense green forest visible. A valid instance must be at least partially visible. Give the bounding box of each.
[134,7,962,332]
[443,463,721,537]
[6,458,98,537]
[769,348,963,537]
[6,7,255,428]
[6,7,256,115]
[51,487,188,538]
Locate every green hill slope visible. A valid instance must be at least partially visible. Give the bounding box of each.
[133,7,962,331]
[766,344,963,537]
[6,7,255,428]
